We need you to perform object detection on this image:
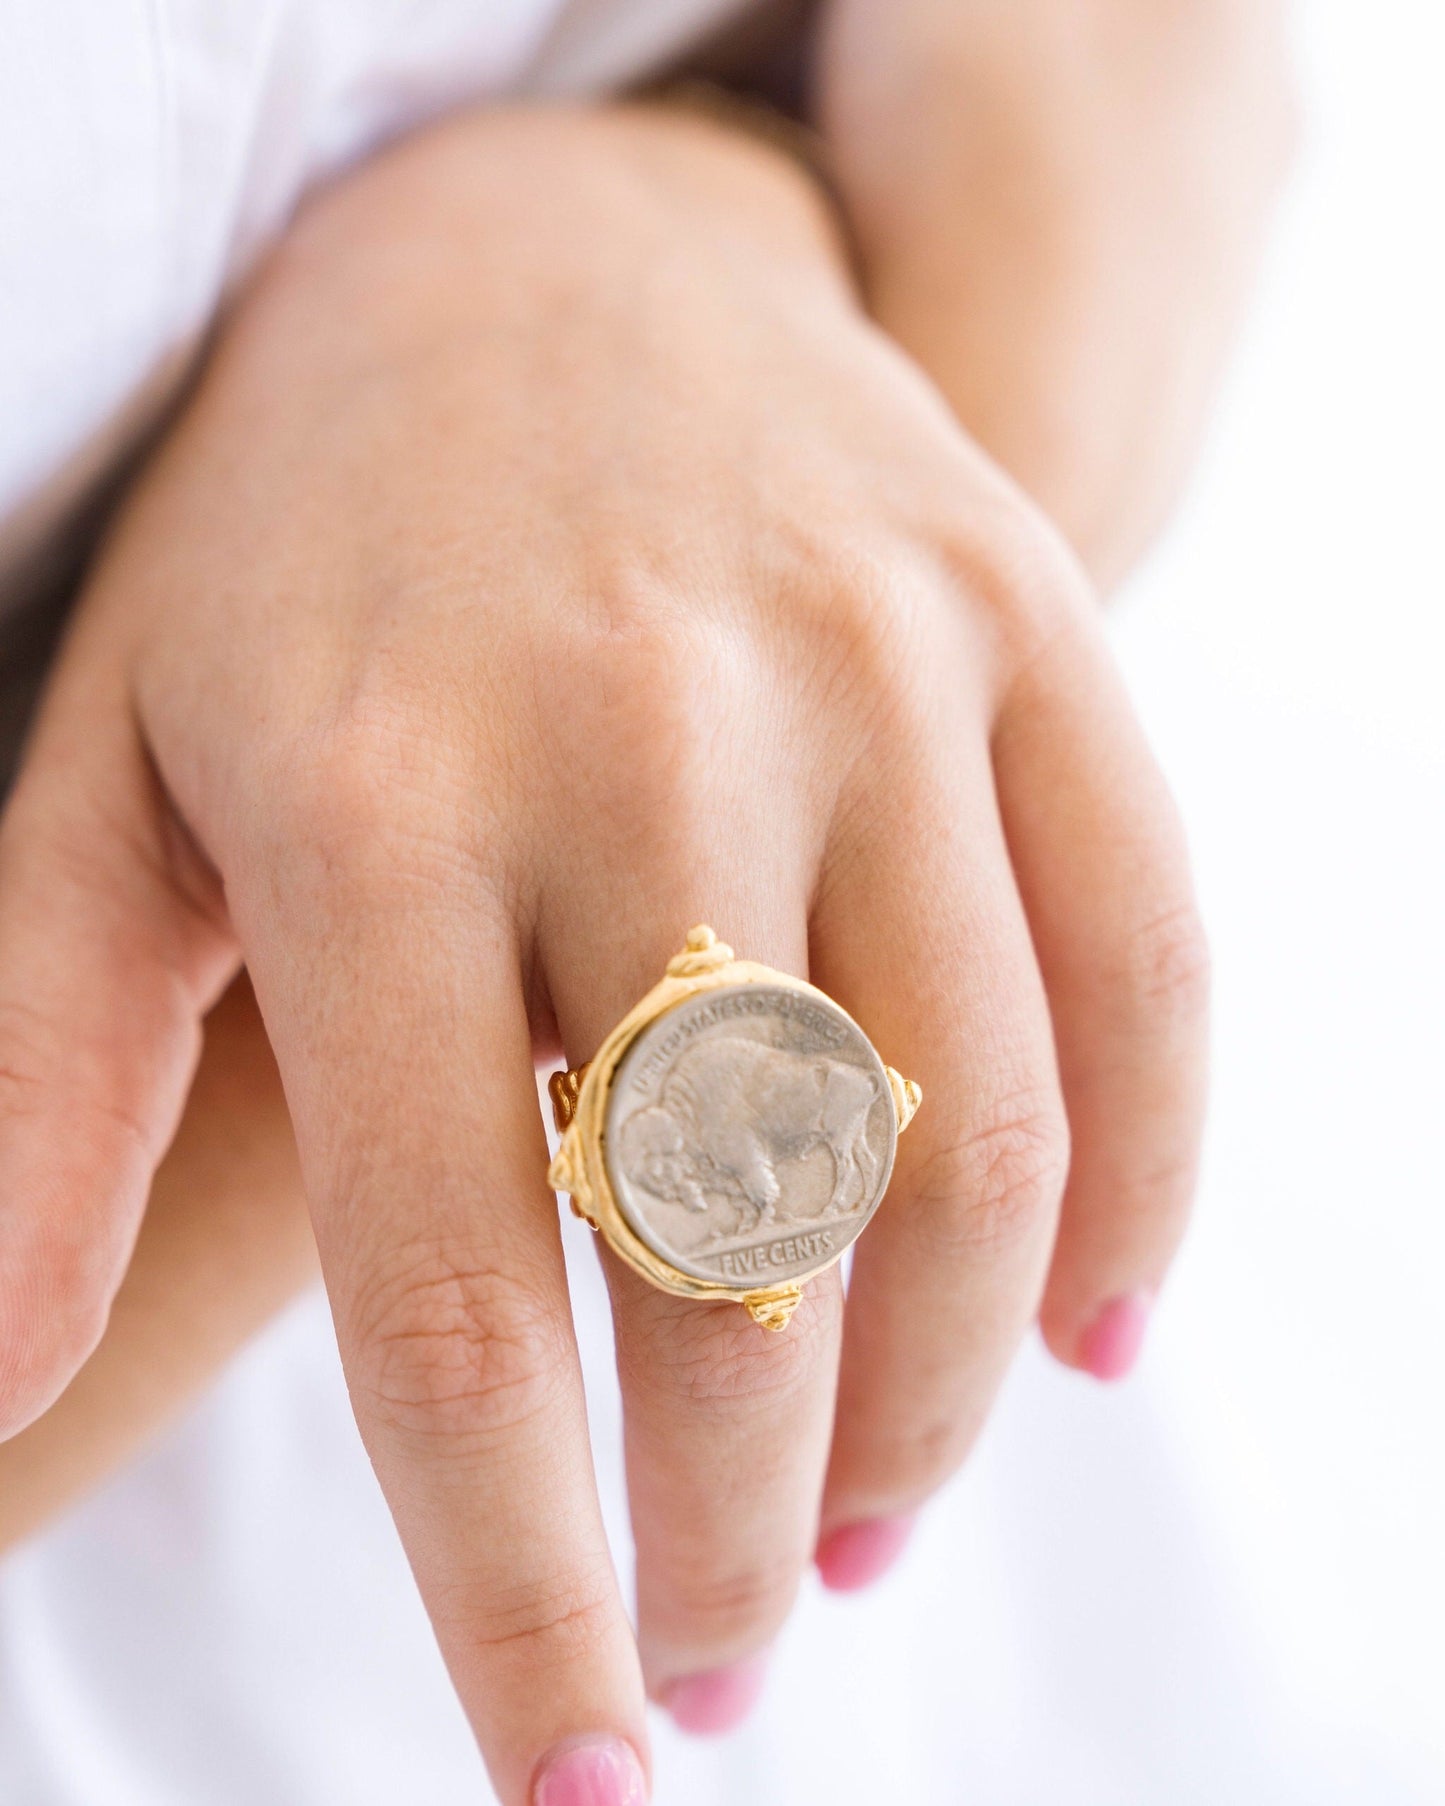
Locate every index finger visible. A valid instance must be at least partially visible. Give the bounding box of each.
[230,791,648,1806]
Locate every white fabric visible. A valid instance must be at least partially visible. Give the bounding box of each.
[1,2,1442,1803]
[0,0,758,615]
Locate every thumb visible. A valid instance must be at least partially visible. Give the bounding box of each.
[0,653,238,1436]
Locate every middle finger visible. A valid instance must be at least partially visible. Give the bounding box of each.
[541,856,840,1732]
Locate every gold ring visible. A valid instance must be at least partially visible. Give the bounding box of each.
[547,926,921,1331]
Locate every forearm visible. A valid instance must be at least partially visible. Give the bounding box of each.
[253,98,854,401]
[813,0,1296,588]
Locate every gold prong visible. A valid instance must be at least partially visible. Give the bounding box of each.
[546,1126,592,1220]
[886,1067,922,1133]
[546,1141,573,1194]
[744,1284,804,1331]
[548,1064,587,1133]
[666,923,735,978]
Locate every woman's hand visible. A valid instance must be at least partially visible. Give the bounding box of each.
[0,975,315,1553]
[817,0,1296,588]
[0,105,1207,1800]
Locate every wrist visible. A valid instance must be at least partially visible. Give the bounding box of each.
[265,102,856,360]
[812,0,1295,589]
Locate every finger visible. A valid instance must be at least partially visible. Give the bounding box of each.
[812,665,1069,1573]
[0,658,237,1437]
[993,611,1210,1378]
[605,1258,842,1730]
[541,876,843,1733]
[229,795,646,1806]
[0,973,314,1551]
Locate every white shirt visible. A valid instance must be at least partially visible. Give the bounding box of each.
[0,0,758,622]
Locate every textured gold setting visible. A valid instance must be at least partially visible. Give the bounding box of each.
[546,926,921,1331]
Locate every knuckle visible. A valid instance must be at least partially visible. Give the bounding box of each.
[570,572,717,706]
[845,1413,976,1514]
[0,998,65,1124]
[617,1287,834,1414]
[650,1548,801,1649]
[937,484,1096,678]
[282,705,413,838]
[891,1416,970,1497]
[1117,901,1212,1027]
[782,538,940,740]
[267,697,477,891]
[348,1244,569,1449]
[0,1250,111,1434]
[1112,1148,1202,1233]
[906,1090,1070,1260]
[564,588,727,780]
[432,1563,621,1670]
[0,994,167,1173]
[553,583,779,864]
[0,1007,150,1434]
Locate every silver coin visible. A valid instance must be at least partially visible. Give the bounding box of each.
[604,982,898,1287]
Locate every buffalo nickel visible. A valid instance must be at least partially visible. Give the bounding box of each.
[604,982,898,1287]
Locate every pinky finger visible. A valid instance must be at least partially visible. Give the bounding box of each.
[992,612,1210,1379]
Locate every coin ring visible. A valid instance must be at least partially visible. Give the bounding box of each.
[545,926,921,1330]
[605,982,898,1288]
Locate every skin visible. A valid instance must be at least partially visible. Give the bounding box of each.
[0,975,314,1551]
[820,0,1297,588]
[0,3,1291,1797]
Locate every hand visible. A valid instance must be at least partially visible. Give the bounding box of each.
[0,105,1207,1799]
[817,0,1297,587]
[0,975,314,1553]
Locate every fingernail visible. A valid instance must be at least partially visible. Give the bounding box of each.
[815,1513,917,1592]
[658,1655,769,1735]
[533,1735,646,1806]
[1079,1291,1153,1381]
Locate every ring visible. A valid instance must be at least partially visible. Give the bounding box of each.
[547,926,921,1331]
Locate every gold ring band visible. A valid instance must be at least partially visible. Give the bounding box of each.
[547,926,920,1331]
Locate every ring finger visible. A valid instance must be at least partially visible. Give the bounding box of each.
[539,855,842,1733]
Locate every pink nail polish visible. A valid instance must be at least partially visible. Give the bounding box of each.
[815,1513,917,1593]
[1079,1291,1153,1381]
[533,1736,647,1806]
[658,1655,769,1735]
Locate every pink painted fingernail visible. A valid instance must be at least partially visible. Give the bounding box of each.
[533,1736,647,1806]
[815,1513,917,1593]
[658,1655,769,1735]
[1079,1291,1153,1381]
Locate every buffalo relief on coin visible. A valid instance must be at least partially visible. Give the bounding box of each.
[604,983,898,1287]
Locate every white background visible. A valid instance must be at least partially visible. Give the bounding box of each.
[587,0,1445,1793]
[0,2,1440,1802]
